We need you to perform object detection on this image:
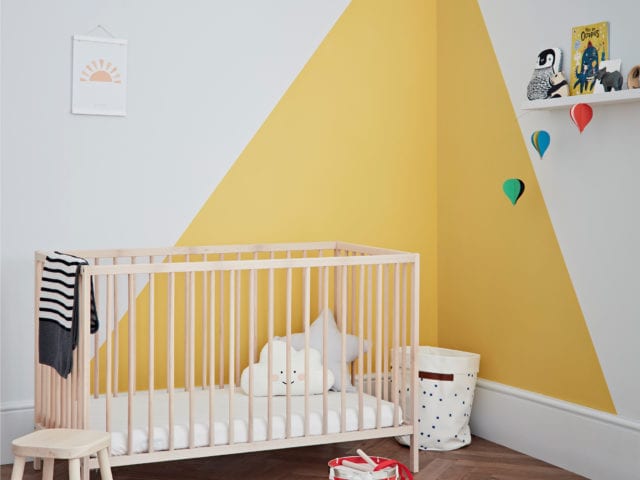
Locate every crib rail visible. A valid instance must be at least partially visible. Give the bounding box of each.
[34,242,420,472]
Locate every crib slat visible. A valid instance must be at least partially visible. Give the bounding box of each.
[358,264,365,431]
[184,255,190,392]
[34,260,43,426]
[340,266,347,433]
[383,265,390,401]
[43,368,50,427]
[400,264,407,415]
[79,270,92,429]
[235,254,241,385]
[350,263,356,395]
[65,376,72,428]
[218,256,225,389]
[248,269,256,443]
[376,264,383,429]
[209,271,216,447]
[410,260,420,472]
[228,270,235,445]
[285,255,292,438]
[367,266,373,396]
[393,264,400,427]
[253,252,259,360]
[70,352,77,428]
[48,371,55,428]
[335,251,341,330]
[322,267,329,435]
[303,266,311,437]
[189,271,196,449]
[106,275,113,435]
[127,270,136,455]
[113,258,119,397]
[66,369,72,429]
[61,375,67,428]
[148,268,155,453]
[267,259,274,441]
[168,270,175,451]
[58,375,64,427]
[93,259,100,399]
[54,371,61,427]
[317,251,323,313]
[202,262,208,389]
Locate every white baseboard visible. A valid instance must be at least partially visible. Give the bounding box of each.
[470,378,640,480]
[0,401,34,465]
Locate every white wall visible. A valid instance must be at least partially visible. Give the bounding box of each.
[478,0,640,422]
[0,0,349,462]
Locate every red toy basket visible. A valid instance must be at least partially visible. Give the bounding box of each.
[328,455,413,480]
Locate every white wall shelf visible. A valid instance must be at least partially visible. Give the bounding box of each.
[521,88,640,110]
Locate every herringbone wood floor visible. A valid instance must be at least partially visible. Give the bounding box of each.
[1,436,586,479]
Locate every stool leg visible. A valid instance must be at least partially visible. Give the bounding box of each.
[42,458,54,480]
[33,457,42,470]
[97,448,113,480]
[81,457,90,480]
[10,456,26,480]
[68,458,81,480]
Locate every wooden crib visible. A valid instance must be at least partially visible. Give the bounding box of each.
[34,241,420,477]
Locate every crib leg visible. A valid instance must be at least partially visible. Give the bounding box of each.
[410,432,419,472]
[33,457,41,470]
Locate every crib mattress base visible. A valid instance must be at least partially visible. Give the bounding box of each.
[89,387,402,456]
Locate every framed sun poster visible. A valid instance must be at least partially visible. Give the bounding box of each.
[72,35,127,116]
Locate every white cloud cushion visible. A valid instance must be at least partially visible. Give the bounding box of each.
[276,309,369,392]
[240,340,334,396]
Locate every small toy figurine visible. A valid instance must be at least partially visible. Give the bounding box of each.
[547,72,569,98]
[527,48,562,100]
[595,68,623,92]
[628,65,640,89]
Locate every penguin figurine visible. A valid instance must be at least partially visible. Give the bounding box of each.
[527,48,562,100]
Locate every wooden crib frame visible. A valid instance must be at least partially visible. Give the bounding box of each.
[34,241,420,477]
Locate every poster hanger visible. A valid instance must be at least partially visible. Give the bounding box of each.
[85,24,116,38]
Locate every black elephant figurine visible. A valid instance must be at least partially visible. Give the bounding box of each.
[595,68,623,92]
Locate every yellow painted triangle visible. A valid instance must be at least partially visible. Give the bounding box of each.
[437,0,615,412]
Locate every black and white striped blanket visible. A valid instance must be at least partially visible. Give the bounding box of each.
[39,251,99,378]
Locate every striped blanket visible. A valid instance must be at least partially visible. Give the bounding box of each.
[38,251,99,378]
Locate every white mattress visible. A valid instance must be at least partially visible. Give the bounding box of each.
[89,387,401,455]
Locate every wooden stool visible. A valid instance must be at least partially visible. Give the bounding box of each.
[11,429,113,480]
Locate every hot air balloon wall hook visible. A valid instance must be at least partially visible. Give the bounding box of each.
[503,179,525,206]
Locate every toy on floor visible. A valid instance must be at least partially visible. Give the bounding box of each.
[328,449,413,480]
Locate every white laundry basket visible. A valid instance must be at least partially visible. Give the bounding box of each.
[395,346,480,451]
